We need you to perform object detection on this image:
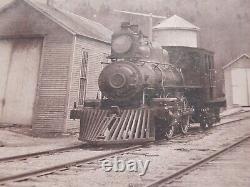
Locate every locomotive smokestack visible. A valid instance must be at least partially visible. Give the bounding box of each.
[121,22,130,30]
[130,25,139,33]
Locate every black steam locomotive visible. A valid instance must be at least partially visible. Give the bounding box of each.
[71,23,222,145]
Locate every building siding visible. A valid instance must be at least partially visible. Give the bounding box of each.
[33,38,73,133]
[224,56,250,108]
[229,57,250,69]
[0,0,112,134]
[224,69,232,107]
[66,36,110,130]
[0,0,74,133]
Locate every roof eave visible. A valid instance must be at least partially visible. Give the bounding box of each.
[223,54,250,70]
[76,34,111,45]
[153,27,200,31]
[0,0,17,13]
[23,0,76,35]
[24,0,111,44]
[61,10,112,44]
[1,0,111,44]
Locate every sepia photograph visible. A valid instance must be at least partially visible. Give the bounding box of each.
[0,0,249,186]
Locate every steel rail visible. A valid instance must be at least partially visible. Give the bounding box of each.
[146,135,250,187]
[0,144,143,184]
[203,115,250,133]
[0,144,86,163]
[0,113,249,185]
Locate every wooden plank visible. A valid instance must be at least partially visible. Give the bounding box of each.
[88,110,105,139]
[117,110,131,140]
[140,109,147,138]
[104,117,118,141]
[86,109,99,139]
[123,109,135,140]
[129,110,139,140]
[108,116,121,140]
[111,111,128,140]
[82,109,91,137]
[91,111,108,140]
[146,110,151,138]
[107,116,119,140]
[79,111,85,138]
[80,109,86,137]
[95,117,108,140]
[85,110,95,138]
[87,110,101,139]
[135,109,143,139]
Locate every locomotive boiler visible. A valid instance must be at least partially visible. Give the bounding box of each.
[71,22,221,145]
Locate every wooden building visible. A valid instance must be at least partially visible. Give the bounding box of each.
[223,54,250,107]
[0,0,112,135]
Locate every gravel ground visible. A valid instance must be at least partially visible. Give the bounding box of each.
[167,138,250,187]
[0,130,81,158]
[3,112,250,187]
[0,147,115,178]
[0,107,247,158]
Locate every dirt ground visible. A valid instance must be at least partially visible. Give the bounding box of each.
[0,107,250,187]
[3,109,249,187]
[0,127,81,158]
[0,107,249,158]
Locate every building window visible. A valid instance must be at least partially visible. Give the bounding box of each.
[101,53,109,66]
[78,50,88,105]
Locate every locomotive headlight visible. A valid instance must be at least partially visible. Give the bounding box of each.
[112,35,132,54]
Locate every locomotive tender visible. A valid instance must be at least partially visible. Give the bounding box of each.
[71,22,221,145]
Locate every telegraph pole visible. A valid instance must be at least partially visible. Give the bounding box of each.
[114,10,166,42]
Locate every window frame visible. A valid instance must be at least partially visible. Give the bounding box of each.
[78,49,89,106]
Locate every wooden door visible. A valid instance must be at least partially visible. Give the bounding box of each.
[0,38,42,125]
[231,68,249,106]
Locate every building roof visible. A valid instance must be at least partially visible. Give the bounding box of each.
[0,0,112,43]
[223,54,250,70]
[153,15,200,31]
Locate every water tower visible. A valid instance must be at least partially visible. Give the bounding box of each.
[153,15,200,48]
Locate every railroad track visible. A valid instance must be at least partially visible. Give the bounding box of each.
[188,113,250,134]
[0,144,86,163]
[0,136,188,184]
[0,115,249,186]
[0,144,146,185]
[146,135,250,187]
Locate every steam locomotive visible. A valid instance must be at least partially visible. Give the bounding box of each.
[71,22,222,145]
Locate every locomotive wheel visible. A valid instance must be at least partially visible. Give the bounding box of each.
[200,122,207,130]
[180,115,190,134]
[200,121,212,130]
[165,125,175,139]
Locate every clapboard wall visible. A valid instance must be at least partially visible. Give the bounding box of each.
[33,37,73,133]
[66,36,110,130]
[0,0,111,134]
[0,1,72,133]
